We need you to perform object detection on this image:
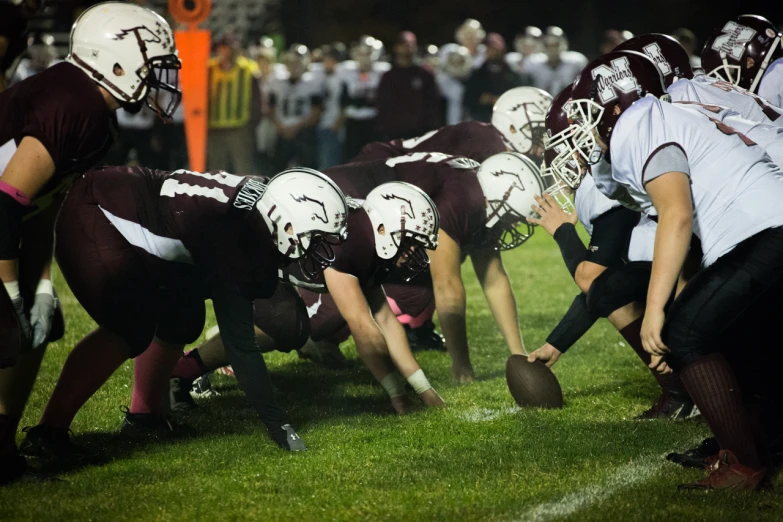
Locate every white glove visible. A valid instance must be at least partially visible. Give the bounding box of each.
[29,279,57,349]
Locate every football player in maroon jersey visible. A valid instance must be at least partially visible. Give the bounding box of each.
[17,166,348,466]
[0,3,181,485]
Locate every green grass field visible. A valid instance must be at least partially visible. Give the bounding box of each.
[1,228,781,521]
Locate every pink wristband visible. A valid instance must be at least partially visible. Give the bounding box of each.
[0,181,32,206]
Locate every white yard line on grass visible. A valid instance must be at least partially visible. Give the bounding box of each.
[514,450,678,522]
[460,406,519,422]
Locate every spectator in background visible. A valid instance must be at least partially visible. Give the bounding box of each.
[375,31,440,140]
[437,44,472,125]
[268,44,323,170]
[507,26,544,75]
[207,34,262,174]
[10,32,59,85]
[599,29,633,55]
[251,38,280,175]
[672,28,701,69]
[455,18,486,69]
[464,33,523,123]
[526,26,587,96]
[317,45,346,169]
[341,35,387,160]
[0,0,34,92]
[421,44,440,75]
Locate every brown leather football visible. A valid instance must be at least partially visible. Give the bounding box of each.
[505,354,563,408]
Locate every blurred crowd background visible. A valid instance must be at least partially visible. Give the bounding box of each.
[4,0,778,176]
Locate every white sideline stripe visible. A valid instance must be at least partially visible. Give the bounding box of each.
[100,206,194,264]
[514,452,673,522]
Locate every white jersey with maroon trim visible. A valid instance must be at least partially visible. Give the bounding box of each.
[607,97,783,267]
[758,57,783,109]
[668,74,783,127]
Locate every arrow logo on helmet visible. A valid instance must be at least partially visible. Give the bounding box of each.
[290,193,329,224]
[381,194,415,218]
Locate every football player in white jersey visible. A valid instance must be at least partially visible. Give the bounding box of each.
[566,50,783,490]
[268,44,324,170]
[533,86,697,420]
[701,14,783,108]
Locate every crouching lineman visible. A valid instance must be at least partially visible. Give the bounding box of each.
[566,50,783,489]
[171,183,445,414]
[17,166,348,465]
[323,151,545,382]
[0,2,181,485]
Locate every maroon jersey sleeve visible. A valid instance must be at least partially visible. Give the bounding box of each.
[322,160,396,199]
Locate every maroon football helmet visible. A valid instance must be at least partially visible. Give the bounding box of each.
[616,33,693,86]
[701,14,783,93]
[567,50,668,165]
[543,84,586,188]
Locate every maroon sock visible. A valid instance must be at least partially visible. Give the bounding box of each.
[130,340,184,415]
[171,349,209,381]
[39,328,131,430]
[0,414,20,459]
[680,353,762,469]
[619,318,685,395]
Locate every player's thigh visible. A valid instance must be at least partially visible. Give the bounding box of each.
[300,290,350,343]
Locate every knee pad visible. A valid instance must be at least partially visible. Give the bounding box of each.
[586,262,651,318]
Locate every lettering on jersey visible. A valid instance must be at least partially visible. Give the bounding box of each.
[447,157,481,170]
[642,43,671,77]
[711,22,756,60]
[592,57,640,104]
[290,194,329,223]
[233,178,267,210]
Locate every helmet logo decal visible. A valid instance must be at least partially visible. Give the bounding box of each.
[113,26,162,44]
[711,22,756,60]
[290,193,329,224]
[642,43,671,76]
[380,194,415,218]
[591,57,640,104]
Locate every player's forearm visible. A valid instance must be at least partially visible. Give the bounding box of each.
[374,305,421,378]
[0,259,18,285]
[646,212,691,311]
[351,321,397,383]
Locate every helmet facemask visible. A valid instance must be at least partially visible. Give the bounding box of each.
[564,98,605,166]
[144,56,182,122]
[485,190,534,251]
[391,232,433,282]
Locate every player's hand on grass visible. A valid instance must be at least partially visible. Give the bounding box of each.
[641,308,668,356]
[451,362,474,384]
[528,193,578,236]
[419,388,445,407]
[30,290,57,349]
[527,342,562,368]
[649,354,672,374]
[268,424,307,451]
[391,394,417,415]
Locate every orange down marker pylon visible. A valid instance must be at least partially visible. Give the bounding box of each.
[169,0,212,172]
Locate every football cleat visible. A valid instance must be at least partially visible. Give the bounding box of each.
[19,425,95,465]
[268,424,307,451]
[405,321,446,351]
[635,391,700,420]
[169,377,197,411]
[119,407,195,439]
[678,450,765,491]
[191,373,220,399]
[0,452,30,486]
[667,437,720,469]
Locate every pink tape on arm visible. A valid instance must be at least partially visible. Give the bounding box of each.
[0,181,31,206]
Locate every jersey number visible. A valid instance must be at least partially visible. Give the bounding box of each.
[282,98,306,118]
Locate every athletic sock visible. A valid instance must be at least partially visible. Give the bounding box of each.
[39,328,131,430]
[680,353,762,469]
[0,413,20,459]
[619,318,685,395]
[130,340,184,415]
[172,350,209,381]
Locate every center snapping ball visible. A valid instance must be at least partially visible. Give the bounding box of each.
[506,354,563,408]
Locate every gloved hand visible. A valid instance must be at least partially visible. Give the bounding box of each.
[30,290,57,349]
[268,423,308,451]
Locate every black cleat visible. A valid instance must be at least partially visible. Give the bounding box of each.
[405,321,446,351]
[635,391,700,420]
[169,377,197,412]
[119,407,196,439]
[268,424,307,452]
[0,452,29,486]
[667,437,720,469]
[18,425,94,466]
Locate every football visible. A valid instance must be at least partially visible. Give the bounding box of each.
[506,354,564,408]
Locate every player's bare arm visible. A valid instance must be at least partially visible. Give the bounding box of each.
[471,246,526,356]
[641,172,692,356]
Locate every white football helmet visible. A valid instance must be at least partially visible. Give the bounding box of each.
[477,152,546,250]
[455,19,486,48]
[492,87,553,157]
[66,2,181,121]
[282,43,311,77]
[351,35,382,72]
[440,43,473,79]
[258,168,348,280]
[363,182,439,280]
